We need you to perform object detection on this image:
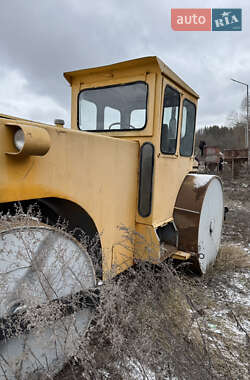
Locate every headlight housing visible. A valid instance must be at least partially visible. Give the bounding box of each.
[5,123,51,157]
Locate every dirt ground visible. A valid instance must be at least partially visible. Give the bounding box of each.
[222,172,250,248]
[194,171,250,379]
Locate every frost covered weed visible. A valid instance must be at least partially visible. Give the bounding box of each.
[0,209,248,379]
[65,261,241,380]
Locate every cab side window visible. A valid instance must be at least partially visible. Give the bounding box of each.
[180,99,196,157]
[160,86,180,155]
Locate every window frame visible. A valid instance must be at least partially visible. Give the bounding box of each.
[180,98,197,157]
[160,85,181,155]
[138,142,155,217]
[77,81,149,132]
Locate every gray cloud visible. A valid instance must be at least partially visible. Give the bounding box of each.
[0,0,249,128]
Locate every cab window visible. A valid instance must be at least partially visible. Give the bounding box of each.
[78,82,148,131]
[160,86,180,155]
[180,99,196,156]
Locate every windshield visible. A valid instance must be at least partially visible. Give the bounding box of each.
[78,81,148,131]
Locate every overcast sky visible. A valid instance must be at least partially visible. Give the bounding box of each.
[0,0,249,129]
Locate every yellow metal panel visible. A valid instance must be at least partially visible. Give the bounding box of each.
[64,56,199,98]
[0,122,139,279]
[112,244,133,276]
[135,223,160,263]
[171,251,192,260]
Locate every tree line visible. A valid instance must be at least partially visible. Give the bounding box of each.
[195,94,249,152]
[195,123,246,152]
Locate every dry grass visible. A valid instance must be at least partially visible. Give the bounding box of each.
[215,244,250,270]
[0,209,249,379]
[204,244,250,283]
[54,259,248,380]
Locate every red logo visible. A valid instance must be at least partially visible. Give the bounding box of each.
[171,9,211,31]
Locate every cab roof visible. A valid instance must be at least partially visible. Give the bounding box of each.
[64,56,199,99]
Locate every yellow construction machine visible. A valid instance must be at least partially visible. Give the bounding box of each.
[0,57,224,378]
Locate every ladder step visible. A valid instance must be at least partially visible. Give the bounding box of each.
[171,251,192,261]
[160,243,192,261]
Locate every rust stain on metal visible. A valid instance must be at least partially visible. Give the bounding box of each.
[173,174,212,253]
[224,148,248,160]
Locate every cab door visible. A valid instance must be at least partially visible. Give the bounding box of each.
[151,78,197,227]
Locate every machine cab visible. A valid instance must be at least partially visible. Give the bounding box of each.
[64,56,199,229]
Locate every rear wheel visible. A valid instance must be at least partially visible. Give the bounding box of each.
[0,220,96,379]
[174,174,224,274]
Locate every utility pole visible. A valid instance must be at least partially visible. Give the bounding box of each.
[231,78,249,172]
